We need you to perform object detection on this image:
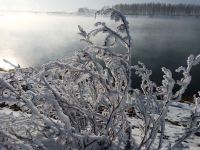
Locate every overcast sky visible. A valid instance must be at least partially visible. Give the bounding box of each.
[0,0,200,12]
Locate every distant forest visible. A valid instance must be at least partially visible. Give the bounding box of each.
[113,3,200,16]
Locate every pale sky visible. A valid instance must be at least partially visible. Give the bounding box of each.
[0,0,200,12]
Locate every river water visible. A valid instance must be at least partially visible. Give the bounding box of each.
[0,13,199,97]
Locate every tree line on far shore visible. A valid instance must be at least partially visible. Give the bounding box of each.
[113,3,200,16]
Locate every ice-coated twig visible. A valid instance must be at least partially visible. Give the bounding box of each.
[3,59,20,69]
[0,8,199,150]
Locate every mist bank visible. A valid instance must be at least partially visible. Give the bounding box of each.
[0,14,199,97]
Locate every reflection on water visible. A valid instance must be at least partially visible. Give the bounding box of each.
[0,13,199,96]
[0,13,95,69]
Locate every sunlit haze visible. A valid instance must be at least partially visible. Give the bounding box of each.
[0,0,200,97]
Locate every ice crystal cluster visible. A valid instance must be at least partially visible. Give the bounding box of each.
[0,8,199,150]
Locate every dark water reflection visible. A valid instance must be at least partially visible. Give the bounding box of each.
[130,16,200,97]
[0,14,199,97]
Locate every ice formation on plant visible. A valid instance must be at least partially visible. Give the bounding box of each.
[0,8,199,150]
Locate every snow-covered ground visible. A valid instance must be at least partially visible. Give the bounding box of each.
[0,101,199,150]
[128,102,200,150]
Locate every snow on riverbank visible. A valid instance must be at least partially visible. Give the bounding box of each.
[0,101,199,149]
[128,102,200,150]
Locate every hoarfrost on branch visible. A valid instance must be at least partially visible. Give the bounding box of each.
[0,8,199,150]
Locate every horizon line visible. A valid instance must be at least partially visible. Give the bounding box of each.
[0,2,200,13]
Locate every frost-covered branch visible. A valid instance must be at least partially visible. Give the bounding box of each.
[0,8,199,150]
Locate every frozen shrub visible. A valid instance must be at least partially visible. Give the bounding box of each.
[0,8,199,150]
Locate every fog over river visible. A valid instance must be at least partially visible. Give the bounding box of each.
[0,13,199,97]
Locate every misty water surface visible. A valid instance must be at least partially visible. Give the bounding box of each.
[0,13,199,97]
